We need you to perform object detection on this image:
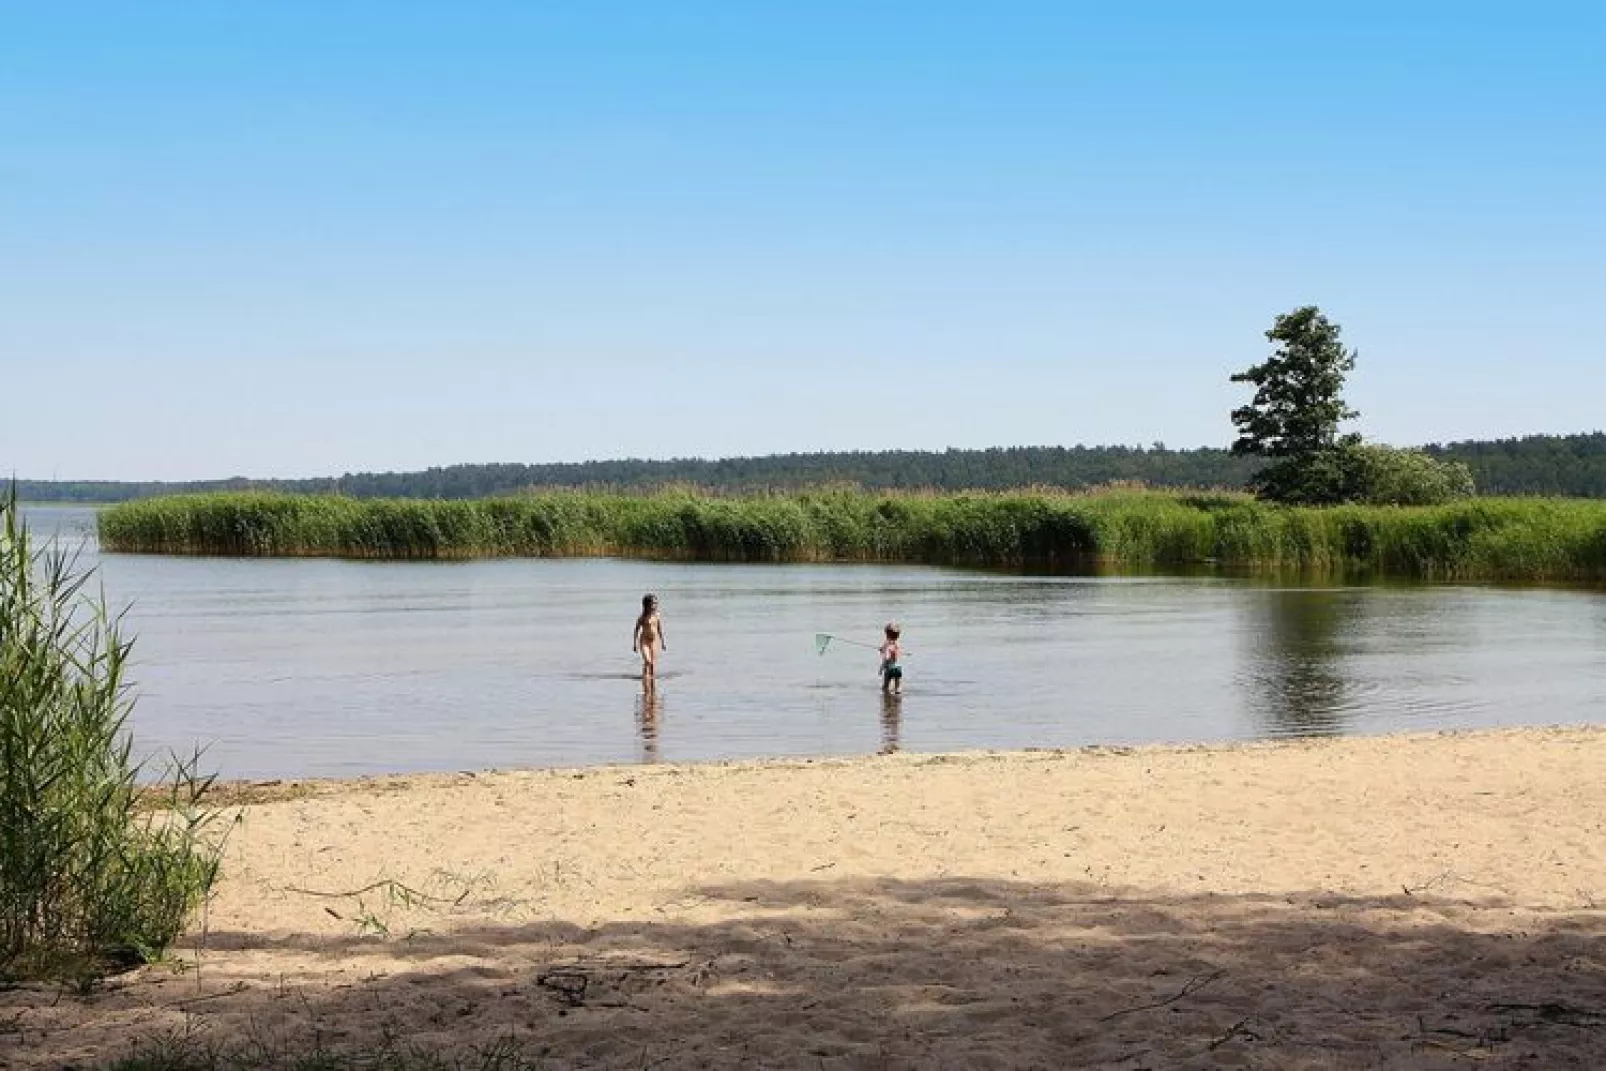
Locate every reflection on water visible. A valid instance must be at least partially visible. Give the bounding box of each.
[15,505,1606,779]
[636,680,661,763]
[879,693,903,755]
[1241,590,1359,736]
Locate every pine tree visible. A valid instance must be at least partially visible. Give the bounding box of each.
[1230,306,1361,504]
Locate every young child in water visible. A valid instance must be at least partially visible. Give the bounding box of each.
[632,593,666,680]
[879,622,903,695]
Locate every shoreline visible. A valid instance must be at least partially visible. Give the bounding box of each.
[17,723,1606,1068]
[195,721,1605,803]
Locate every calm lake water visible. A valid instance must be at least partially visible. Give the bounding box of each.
[20,505,1606,780]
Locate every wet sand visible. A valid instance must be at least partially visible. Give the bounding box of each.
[6,726,1606,1069]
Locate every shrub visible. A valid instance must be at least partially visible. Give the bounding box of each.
[1343,444,1476,506]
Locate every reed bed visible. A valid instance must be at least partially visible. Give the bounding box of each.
[97,490,1606,582]
[2,492,223,982]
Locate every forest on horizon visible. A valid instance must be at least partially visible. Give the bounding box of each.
[16,431,1606,503]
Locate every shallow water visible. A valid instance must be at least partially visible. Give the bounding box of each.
[19,505,1606,779]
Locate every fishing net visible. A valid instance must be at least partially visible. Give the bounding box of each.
[817,633,882,655]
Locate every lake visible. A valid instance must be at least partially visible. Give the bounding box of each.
[18,505,1606,780]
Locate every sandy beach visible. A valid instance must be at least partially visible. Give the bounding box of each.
[6,726,1606,1069]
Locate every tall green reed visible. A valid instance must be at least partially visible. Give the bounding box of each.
[98,489,1606,582]
[1,490,224,982]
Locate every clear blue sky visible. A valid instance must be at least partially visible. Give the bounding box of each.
[4,3,1602,480]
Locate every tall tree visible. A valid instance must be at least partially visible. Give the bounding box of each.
[1230,306,1360,503]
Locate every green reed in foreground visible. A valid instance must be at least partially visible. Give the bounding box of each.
[1,491,224,983]
[97,489,1606,582]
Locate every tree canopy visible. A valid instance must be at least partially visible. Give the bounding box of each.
[1229,306,1362,503]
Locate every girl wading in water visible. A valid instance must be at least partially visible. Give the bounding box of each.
[879,622,904,695]
[633,593,667,680]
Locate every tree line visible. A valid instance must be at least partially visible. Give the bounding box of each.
[1422,434,1606,497]
[13,432,1606,502]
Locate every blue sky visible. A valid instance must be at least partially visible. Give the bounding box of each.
[3,3,1602,480]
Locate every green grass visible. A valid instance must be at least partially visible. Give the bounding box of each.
[96,489,1606,582]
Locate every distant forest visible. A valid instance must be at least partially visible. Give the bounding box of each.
[16,432,1606,502]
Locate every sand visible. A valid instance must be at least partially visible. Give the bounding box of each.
[6,727,1606,1069]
